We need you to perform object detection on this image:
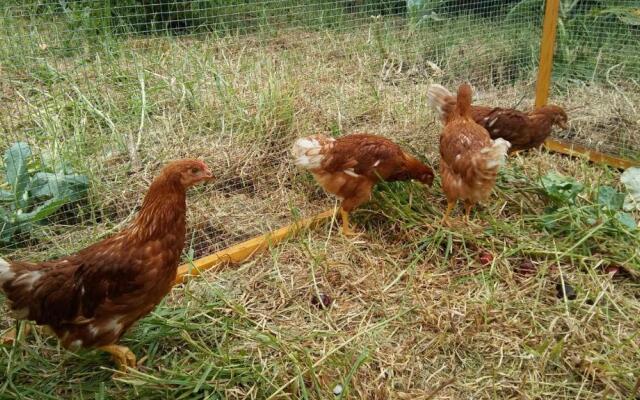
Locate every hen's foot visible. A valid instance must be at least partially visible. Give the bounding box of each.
[1,329,17,346]
[1,323,32,345]
[341,225,363,237]
[339,209,362,237]
[99,344,137,371]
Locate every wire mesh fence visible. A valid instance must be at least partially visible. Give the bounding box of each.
[547,0,640,160]
[0,0,637,260]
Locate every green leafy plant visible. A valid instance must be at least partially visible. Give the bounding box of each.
[0,142,89,245]
[537,172,637,234]
[539,172,584,205]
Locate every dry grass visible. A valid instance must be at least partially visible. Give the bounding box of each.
[1,17,639,400]
[186,217,640,399]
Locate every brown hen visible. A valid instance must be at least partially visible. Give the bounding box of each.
[292,133,434,235]
[436,83,511,222]
[0,159,214,370]
[427,84,567,153]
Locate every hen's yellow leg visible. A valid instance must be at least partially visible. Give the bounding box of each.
[442,201,455,225]
[99,344,137,371]
[464,201,474,222]
[339,208,357,236]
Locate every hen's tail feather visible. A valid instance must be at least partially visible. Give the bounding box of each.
[426,84,455,123]
[0,258,47,319]
[0,257,14,290]
[455,83,473,119]
[291,134,334,170]
[480,138,511,170]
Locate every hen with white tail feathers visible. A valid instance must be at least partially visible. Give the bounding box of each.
[292,133,434,235]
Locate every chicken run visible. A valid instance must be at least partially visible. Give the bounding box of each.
[1,0,640,398]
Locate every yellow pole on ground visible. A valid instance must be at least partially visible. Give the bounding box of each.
[174,209,334,285]
[535,0,638,169]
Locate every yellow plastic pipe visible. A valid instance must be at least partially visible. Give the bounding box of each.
[543,139,638,170]
[174,209,334,285]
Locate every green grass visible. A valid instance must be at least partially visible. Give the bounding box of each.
[1,2,640,399]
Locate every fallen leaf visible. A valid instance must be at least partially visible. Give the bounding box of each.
[556,282,577,301]
[311,293,332,309]
[478,250,493,266]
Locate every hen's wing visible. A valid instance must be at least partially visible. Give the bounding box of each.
[320,135,404,180]
[470,106,494,122]
[474,108,531,148]
[3,258,83,323]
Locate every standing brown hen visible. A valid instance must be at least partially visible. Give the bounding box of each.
[0,159,214,370]
[436,83,511,222]
[427,84,567,152]
[292,133,434,235]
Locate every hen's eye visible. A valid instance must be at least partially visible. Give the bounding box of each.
[190,167,200,174]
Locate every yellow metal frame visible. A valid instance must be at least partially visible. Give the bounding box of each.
[174,209,334,285]
[535,0,638,169]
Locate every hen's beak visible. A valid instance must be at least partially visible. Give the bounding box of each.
[202,168,215,181]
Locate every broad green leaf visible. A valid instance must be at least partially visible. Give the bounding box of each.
[0,189,13,201]
[40,151,73,174]
[621,167,640,212]
[0,142,91,244]
[540,172,584,205]
[0,223,16,244]
[615,212,637,230]
[29,172,89,202]
[15,198,67,224]
[596,186,625,211]
[3,142,32,204]
[0,207,16,243]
